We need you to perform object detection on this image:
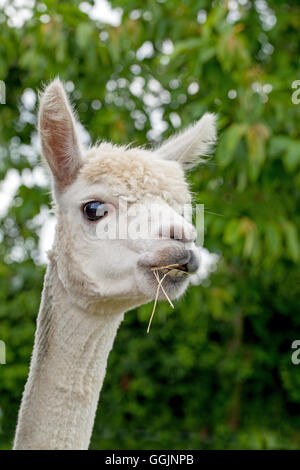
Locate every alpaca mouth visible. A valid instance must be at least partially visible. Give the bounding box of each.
[151,263,189,278]
[146,263,191,333]
[138,249,199,282]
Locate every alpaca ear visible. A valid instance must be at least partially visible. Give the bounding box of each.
[38,78,83,191]
[156,113,217,169]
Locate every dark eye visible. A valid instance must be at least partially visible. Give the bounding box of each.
[83,201,109,222]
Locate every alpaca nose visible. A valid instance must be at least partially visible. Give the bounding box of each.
[183,250,199,273]
[165,249,199,273]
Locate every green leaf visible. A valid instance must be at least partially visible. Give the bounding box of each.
[282,221,299,262]
[75,22,94,50]
[216,123,248,168]
[223,219,241,245]
[246,124,269,182]
[284,142,300,172]
[265,222,282,258]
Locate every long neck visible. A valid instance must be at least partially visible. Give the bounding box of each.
[13,261,124,450]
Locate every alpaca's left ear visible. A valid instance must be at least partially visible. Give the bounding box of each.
[156,113,217,169]
[38,78,83,192]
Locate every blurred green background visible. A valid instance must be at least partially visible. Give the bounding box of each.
[0,0,300,450]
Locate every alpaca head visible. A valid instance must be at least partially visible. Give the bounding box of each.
[39,79,216,312]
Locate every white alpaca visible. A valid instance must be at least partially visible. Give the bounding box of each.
[13,78,216,450]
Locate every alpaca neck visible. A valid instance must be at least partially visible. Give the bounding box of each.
[13,260,124,450]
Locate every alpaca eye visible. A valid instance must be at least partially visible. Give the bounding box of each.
[83,201,108,222]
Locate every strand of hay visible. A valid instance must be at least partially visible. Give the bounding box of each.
[147,264,189,333]
[153,269,174,309]
[147,269,174,333]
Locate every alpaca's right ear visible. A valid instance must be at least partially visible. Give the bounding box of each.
[38,78,83,192]
[155,113,217,170]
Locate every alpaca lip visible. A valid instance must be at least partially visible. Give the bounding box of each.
[151,263,189,277]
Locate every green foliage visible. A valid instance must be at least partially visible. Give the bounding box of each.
[0,0,300,449]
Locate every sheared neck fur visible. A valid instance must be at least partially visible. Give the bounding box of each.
[13,260,124,450]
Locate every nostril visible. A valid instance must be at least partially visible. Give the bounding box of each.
[185,250,199,273]
[178,250,192,270]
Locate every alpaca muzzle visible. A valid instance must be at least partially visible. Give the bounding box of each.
[151,249,199,277]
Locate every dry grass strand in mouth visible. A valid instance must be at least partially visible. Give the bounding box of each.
[146,264,188,333]
[151,263,188,272]
[147,270,173,333]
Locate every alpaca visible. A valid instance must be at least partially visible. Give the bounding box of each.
[13,78,216,450]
